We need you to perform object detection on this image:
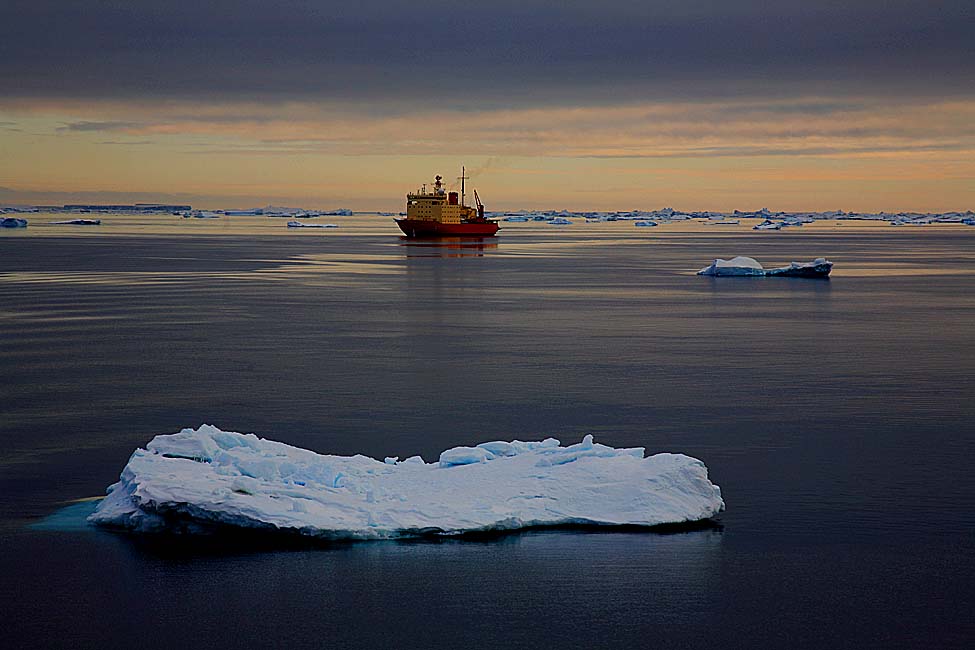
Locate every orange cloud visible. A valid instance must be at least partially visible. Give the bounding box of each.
[2,97,973,211]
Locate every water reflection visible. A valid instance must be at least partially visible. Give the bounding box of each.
[1,523,724,648]
[700,275,834,297]
[3,228,975,648]
[399,236,499,258]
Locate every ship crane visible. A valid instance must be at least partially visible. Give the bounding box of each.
[473,189,485,220]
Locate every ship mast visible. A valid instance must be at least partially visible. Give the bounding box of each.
[458,166,469,207]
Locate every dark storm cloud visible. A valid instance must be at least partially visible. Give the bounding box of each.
[1,1,973,108]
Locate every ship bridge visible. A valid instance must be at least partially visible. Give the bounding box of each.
[406,175,470,224]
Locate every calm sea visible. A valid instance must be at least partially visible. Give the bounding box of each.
[2,219,973,648]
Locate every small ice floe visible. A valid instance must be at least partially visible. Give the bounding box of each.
[765,258,834,277]
[88,425,724,539]
[698,256,833,278]
[634,220,658,227]
[697,256,766,276]
[51,219,101,225]
[753,220,782,230]
[287,221,338,228]
[778,217,808,228]
[548,217,572,225]
[1,217,28,228]
[182,210,220,219]
[503,216,530,222]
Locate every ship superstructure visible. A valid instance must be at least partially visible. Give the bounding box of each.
[395,168,499,237]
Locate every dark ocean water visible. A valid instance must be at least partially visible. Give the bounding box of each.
[1,229,973,648]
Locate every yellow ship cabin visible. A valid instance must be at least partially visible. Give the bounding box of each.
[406,170,485,224]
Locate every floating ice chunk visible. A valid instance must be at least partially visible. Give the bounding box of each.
[51,219,101,225]
[146,424,221,462]
[548,217,572,225]
[476,441,518,457]
[476,438,560,457]
[534,434,645,467]
[287,221,338,228]
[765,258,833,277]
[439,446,495,467]
[698,257,832,277]
[1,217,28,228]
[697,256,766,276]
[634,220,658,227]
[88,425,724,539]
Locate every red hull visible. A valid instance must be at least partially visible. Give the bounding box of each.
[396,218,499,237]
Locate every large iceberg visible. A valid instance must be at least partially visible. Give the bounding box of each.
[88,425,724,539]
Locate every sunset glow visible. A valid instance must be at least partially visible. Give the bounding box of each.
[2,1,973,211]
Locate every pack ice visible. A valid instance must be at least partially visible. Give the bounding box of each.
[88,425,724,539]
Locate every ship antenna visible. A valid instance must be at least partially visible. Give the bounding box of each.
[459,166,469,207]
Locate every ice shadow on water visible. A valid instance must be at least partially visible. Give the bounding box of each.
[117,519,724,560]
[32,499,722,558]
[698,274,834,301]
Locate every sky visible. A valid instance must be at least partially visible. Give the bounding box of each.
[1,0,973,211]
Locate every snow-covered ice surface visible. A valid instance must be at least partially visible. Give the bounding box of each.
[697,256,767,276]
[88,425,724,539]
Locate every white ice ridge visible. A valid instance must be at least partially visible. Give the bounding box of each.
[698,256,766,276]
[88,425,724,539]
